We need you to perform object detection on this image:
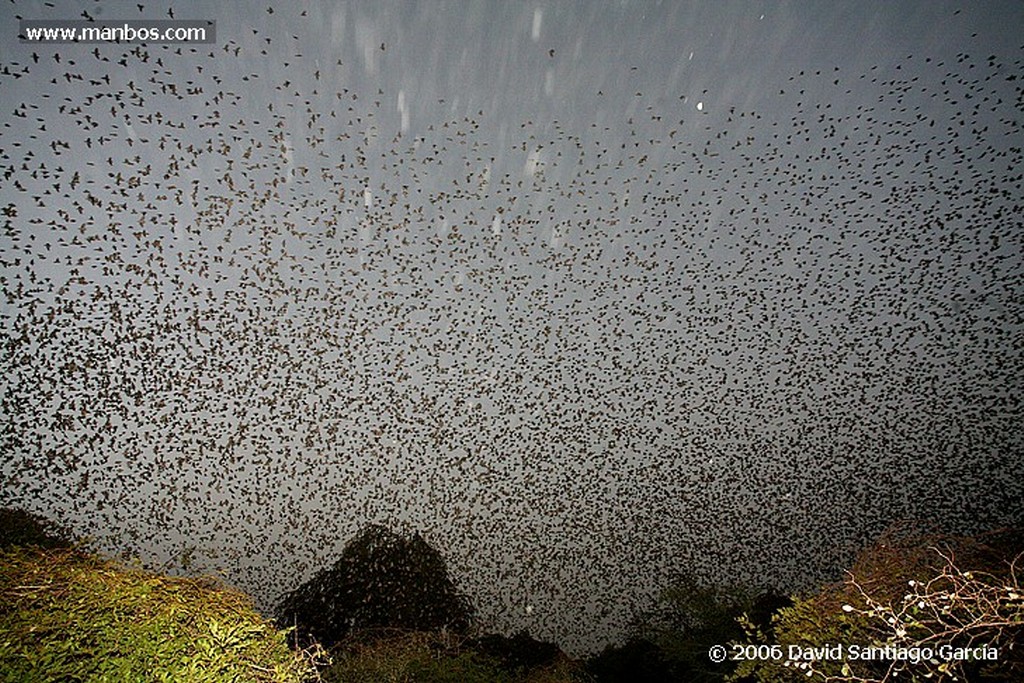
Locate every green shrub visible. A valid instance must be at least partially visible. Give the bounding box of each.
[406,650,514,683]
[469,629,562,675]
[585,636,678,682]
[0,545,326,682]
[646,572,754,681]
[729,524,1024,682]
[322,628,588,683]
[322,629,509,683]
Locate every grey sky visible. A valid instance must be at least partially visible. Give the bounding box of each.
[1,0,1022,654]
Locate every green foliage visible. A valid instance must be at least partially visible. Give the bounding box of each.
[276,524,474,648]
[586,583,790,682]
[639,572,755,681]
[0,545,326,683]
[405,650,515,683]
[322,628,587,683]
[731,589,883,682]
[520,656,594,683]
[729,524,1024,683]
[322,630,510,683]
[470,629,562,675]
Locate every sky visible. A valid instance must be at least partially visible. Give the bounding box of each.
[1,0,1022,655]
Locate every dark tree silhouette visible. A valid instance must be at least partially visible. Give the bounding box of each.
[274,524,474,648]
[745,587,793,640]
[468,629,562,674]
[0,507,74,549]
[586,637,680,683]
[641,572,752,682]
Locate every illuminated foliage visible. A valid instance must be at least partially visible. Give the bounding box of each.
[730,525,1024,682]
[0,545,326,683]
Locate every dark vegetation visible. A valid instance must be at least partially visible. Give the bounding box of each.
[0,507,74,550]
[469,630,563,674]
[274,524,474,649]
[1,507,1021,682]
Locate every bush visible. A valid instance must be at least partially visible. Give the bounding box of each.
[632,572,759,681]
[586,636,678,682]
[584,578,787,682]
[730,524,1024,682]
[322,629,512,683]
[469,629,563,675]
[323,628,587,683]
[0,545,326,682]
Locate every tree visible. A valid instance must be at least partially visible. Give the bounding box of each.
[730,523,1024,682]
[586,636,679,683]
[745,589,794,641]
[642,572,756,682]
[587,574,785,682]
[275,524,474,649]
